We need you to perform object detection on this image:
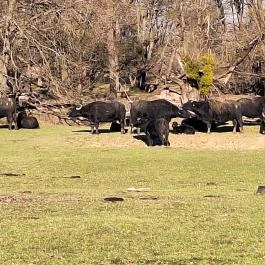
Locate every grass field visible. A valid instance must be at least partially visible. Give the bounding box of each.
[0,124,265,265]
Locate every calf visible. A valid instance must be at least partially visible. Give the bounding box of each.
[145,118,170,146]
[17,111,39,129]
[172,121,195,134]
[183,99,243,133]
[0,94,17,130]
[68,101,126,134]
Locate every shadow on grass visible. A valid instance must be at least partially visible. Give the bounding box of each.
[133,134,149,146]
[243,120,261,126]
[0,124,10,129]
[133,134,168,147]
[72,129,128,134]
[214,125,235,133]
[0,173,25,177]
[214,120,261,133]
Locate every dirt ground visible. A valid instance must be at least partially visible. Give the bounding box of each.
[61,119,265,150]
[157,117,264,150]
[166,129,265,150]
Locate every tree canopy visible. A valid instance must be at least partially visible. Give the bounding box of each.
[1,0,265,98]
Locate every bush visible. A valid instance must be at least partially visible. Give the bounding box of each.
[184,54,215,95]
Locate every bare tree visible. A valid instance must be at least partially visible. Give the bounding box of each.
[0,0,16,95]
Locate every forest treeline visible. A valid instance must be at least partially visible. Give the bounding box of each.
[1,0,265,100]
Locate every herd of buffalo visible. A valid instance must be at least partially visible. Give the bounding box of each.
[0,93,265,146]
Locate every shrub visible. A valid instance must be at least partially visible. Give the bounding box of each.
[184,54,215,95]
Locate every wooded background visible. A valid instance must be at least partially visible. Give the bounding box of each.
[1,0,265,100]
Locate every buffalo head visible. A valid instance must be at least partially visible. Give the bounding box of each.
[182,100,210,118]
[68,105,83,118]
[175,106,195,119]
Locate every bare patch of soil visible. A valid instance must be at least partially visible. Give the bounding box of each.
[167,131,265,150]
[0,193,82,204]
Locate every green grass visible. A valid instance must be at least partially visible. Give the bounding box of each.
[0,125,265,264]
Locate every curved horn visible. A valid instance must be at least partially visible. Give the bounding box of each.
[262,112,265,118]
[76,105,83,110]
[180,96,183,105]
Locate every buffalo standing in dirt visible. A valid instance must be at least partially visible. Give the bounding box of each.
[183,99,243,133]
[68,101,126,134]
[130,99,192,133]
[237,97,265,119]
[0,94,17,130]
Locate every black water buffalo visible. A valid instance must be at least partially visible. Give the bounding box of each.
[17,111,39,129]
[0,94,17,130]
[68,101,126,134]
[181,117,217,132]
[130,99,192,133]
[145,118,170,146]
[237,97,265,118]
[172,121,195,134]
[182,99,243,133]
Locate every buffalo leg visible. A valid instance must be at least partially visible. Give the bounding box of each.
[91,125,95,134]
[163,135,170,147]
[13,112,18,130]
[7,115,13,130]
[206,122,211,133]
[232,120,237,133]
[95,123,99,134]
[120,119,125,134]
[237,116,244,133]
[146,135,153,146]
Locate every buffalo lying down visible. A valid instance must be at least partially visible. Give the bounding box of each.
[183,99,243,133]
[145,118,170,147]
[68,101,126,134]
[172,121,195,134]
[181,117,217,132]
[17,111,39,129]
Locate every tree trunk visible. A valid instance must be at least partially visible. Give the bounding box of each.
[166,47,176,77]
[0,0,16,95]
[106,1,120,96]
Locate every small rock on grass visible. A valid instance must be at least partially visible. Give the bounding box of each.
[256,185,265,194]
[104,196,124,202]
[70,175,81,179]
[127,187,150,192]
